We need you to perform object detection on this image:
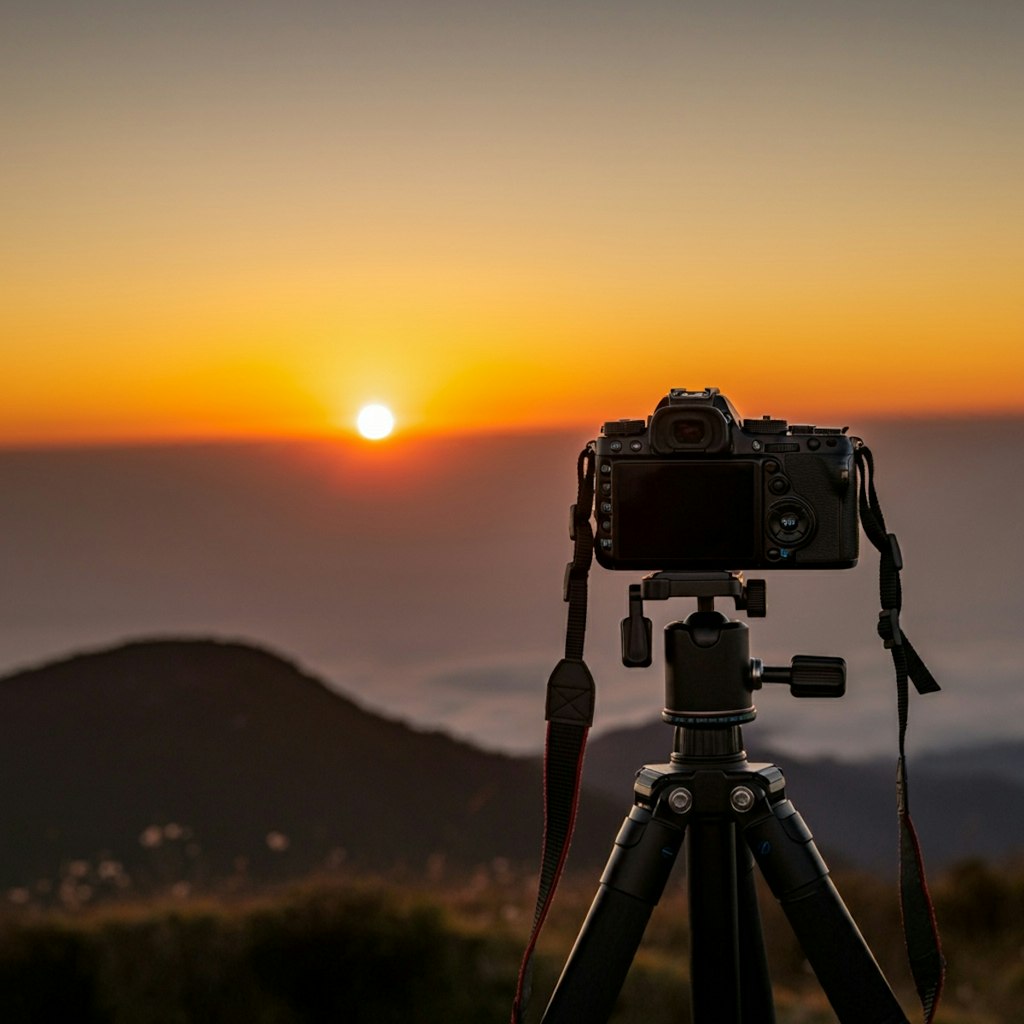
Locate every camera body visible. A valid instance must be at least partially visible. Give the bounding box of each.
[593,388,859,571]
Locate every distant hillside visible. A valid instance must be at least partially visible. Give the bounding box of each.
[0,640,623,896]
[585,721,1024,870]
[3,639,1020,905]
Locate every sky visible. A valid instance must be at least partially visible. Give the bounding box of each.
[4,0,1024,446]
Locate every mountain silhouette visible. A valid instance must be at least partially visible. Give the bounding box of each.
[0,639,622,894]
[2,639,1019,902]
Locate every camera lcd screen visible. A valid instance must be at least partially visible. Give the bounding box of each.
[612,461,759,564]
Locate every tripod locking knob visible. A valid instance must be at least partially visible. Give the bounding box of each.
[757,655,846,698]
[621,584,653,667]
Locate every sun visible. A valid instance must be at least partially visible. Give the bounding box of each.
[356,403,395,440]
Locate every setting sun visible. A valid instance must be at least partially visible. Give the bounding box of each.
[356,404,395,441]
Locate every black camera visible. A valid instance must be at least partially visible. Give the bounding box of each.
[593,388,859,571]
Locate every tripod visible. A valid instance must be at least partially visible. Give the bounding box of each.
[540,572,909,1024]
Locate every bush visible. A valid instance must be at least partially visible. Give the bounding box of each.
[245,886,511,1023]
[0,922,99,1022]
[0,884,516,1023]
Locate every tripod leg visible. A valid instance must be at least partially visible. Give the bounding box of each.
[735,834,776,1022]
[687,817,741,1021]
[687,819,776,1024]
[542,805,685,1023]
[743,797,909,1024]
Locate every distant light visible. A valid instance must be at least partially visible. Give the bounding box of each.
[266,831,290,852]
[356,403,395,440]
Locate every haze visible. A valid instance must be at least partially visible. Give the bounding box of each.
[2,418,1020,762]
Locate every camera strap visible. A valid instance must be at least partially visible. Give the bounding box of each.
[854,442,945,1023]
[511,446,597,1024]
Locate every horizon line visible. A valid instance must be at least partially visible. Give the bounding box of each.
[3,408,1023,454]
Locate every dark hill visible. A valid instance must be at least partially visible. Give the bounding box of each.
[0,640,622,895]
[4,639,1019,903]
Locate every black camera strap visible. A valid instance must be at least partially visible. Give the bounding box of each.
[512,443,944,1024]
[511,446,597,1024]
[854,443,945,1023]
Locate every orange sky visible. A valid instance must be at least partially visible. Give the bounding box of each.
[4,2,1023,446]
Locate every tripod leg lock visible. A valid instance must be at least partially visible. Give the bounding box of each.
[599,806,684,904]
[744,798,829,900]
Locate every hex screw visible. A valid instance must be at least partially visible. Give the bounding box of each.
[730,786,756,813]
[667,787,693,814]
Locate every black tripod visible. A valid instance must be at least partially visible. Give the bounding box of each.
[541,572,909,1024]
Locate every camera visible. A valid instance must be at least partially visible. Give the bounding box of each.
[593,388,859,571]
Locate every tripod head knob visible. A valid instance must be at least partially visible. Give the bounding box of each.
[756,655,846,698]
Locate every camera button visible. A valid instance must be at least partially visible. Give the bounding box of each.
[610,440,623,452]
[768,476,790,495]
[807,437,821,450]
[629,440,643,452]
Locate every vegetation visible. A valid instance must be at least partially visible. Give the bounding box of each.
[1,857,1022,1022]
[0,881,513,1023]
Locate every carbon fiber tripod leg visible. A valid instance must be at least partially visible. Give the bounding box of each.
[743,797,909,1024]
[541,806,684,1023]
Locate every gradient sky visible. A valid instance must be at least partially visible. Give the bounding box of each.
[4,1,1023,445]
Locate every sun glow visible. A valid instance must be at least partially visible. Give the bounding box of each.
[356,403,395,441]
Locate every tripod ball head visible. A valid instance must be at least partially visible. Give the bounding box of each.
[662,612,757,728]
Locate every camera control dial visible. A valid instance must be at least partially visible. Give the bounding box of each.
[767,498,816,548]
[743,416,789,434]
[602,418,647,436]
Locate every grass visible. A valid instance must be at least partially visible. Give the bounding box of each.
[0,857,1021,1022]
